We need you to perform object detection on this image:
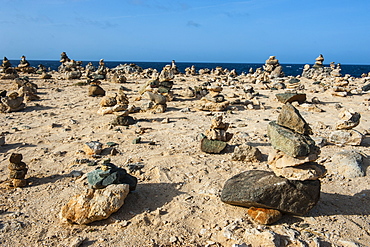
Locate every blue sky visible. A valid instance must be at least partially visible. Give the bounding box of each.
[1,0,370,64]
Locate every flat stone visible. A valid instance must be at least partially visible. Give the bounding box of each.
[328,150,364,178]
[275,93,306,104]
[267,121,317,158]
[231,144,262,162]
[277,103,312,135]
[200,137,227,154]
[247,207,282,225]
[271,162,326,180]
[221,170,321,215]
[329,129,363,146]
[268,149,319,168]
[60,184,130,225]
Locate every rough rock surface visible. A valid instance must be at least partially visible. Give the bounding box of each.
[328,150,365,178]
[60,184,130,225]
[221,170,321,215]
[329,129,363,146]
[231,144,262,162]
[247,207,282,225]
[277,103,312,135]
[267,121,317,157]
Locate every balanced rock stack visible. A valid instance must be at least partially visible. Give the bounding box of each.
[221,103,322,224]
[267,103,326,181]
[198,85,229,111]
[329,109,363,146]
[200,115,233,154]
[8,153,28,187]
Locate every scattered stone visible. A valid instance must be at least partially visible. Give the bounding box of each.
[231,144,262,162]
[328,150,365,178]
[111,115,136,126]
[275,93,306,104]
[329,130,363,146]
[247,207,282,225]
[88,84,105,97]
[221,170,321,215]
[60,184,130,225]
[244,229,281,247]
[335,109,361,130]
[84,141,103,155]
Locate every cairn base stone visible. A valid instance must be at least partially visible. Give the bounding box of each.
[200,138,227,154]
[221,170,320,215]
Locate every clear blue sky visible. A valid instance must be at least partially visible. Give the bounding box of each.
[1,0,370,64]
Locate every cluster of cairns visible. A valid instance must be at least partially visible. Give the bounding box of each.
[8,153,28,187]
[221,103,322,225]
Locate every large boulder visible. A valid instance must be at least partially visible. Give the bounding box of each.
[221,170,320,215]
[60,184,130,225]
[267,121,317,158]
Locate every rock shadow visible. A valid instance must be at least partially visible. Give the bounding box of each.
[0,143,37,153]
[100,182,184,222]
[308,190,370,217]
[27,174,68,187]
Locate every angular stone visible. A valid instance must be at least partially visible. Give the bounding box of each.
[60,184,130,225]
[267,121,317,157]
[9,169,28,179]
[328,150,364,178]
[335,109,361,130]
[231,144,262,162]
[247,207,282,225]
[8,161,27,171]
[268,149,319,168]
[146,92,167,105]
[275,93,306,104]
[329,130,363,146]
[200,137,227,154]
[221,170,321,215]
[12,178,27,187]
[9,153,23,164]
[84,141,103,155]
[88,85,105,97]
[277,103,312,135]
[271,162,326,180]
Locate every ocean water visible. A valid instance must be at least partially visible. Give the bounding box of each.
[8,60,370,78]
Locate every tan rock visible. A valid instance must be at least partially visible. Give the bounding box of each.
[84,141,103,155]
[247,207,282,225]
[244,229,281,247]
[60,184,130,225]
[329,130,363,146]
[231,144,262,162]
[271,162,326,180]
[268,149,319,168]
[335,109,361,130]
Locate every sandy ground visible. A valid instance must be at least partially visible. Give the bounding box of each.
[1,71,370,247]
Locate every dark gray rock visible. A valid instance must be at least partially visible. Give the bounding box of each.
[277,103,312,135]
[221,170,320,215]
[200,137,227,154]
[87,163,137,191]
[112,115,136,126]
[268,121,317,157]
[275,93,306,104]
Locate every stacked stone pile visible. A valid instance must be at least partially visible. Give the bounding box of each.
[200,115,233,154]
[197,84,229,111]
[8,153,28,187]
[221,103,322,224]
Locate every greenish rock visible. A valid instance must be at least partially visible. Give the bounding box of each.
[87,163,137,191]
[106,142,118,147]
[200,137,227,154]
[267,121,316,158]
[275,93,306,104]
[132,137,141,144]
[87,161,98,166]
[112,115,136,126]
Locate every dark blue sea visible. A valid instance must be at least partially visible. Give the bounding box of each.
[9,60,370,78]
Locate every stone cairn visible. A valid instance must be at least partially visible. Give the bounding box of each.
[302,54,342,81]
[329,109,363,146]
[0,57,18,79]
[97,86,133,115]
[200,115,233,154]
[221,103,323,225]
[14,76,40,101]
[0,91,26,113]
[58,52,83,79]
[8,153,28,187]
[90,59,108,80]
[197,84,229,111]
[16,55,35,73]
